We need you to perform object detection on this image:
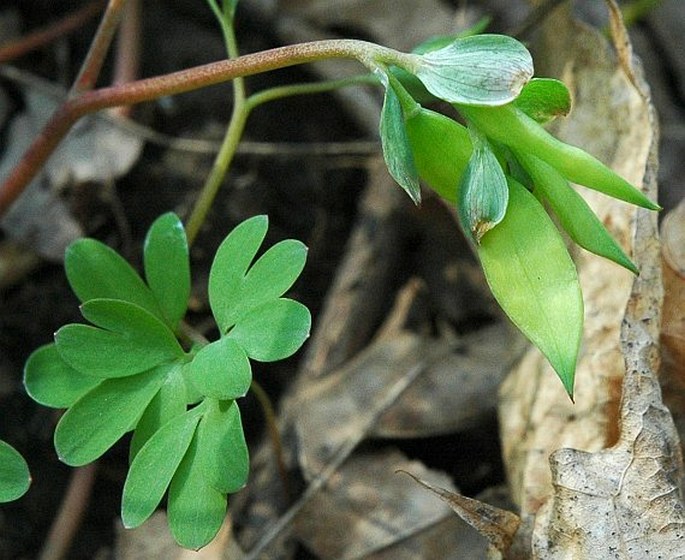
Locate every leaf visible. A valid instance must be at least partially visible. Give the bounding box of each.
[65,238,163,318]
[209,215,268,333]
[129,364,188,460]
[167,434,227,550]
[405,107,472,203]
[143,212,190,331]
[0,440,30,502]
[185,337,251,400]
[518,152,637,273]
[217,239,308,330]
[194,400,249,494]
[122,407,202,529]
[398,470,520,554]
[457,133,508,243]
[54,364,168,466]
[458,104,660,210]
[513,78,571,124]
[379,79,421,203]
[24,343,100,408]
[55,299,183,378]
[477,178,583,396]
[414,34,533,106]
[228,298,311,362]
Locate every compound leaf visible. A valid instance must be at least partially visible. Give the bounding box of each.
[54,365,167,466]
[0,441,30,502]
[144,212,190,331]
[122,407,201,529]
[167,434,227,550]
[185,337,251,400]
[55,300,183,378]
[65,238,162,319]
[415,34,533,106]
[24,343,100,408]
[228,298,311,362]
[478,178,582,396]
[209,215,268,333]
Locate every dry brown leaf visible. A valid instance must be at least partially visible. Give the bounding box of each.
[397,470,520,558]
[295,449,461,559]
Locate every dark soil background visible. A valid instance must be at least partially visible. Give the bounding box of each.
[1,1,684,559]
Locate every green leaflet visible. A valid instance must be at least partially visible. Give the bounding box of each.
[167,434,227,550]
[458,103,660,210]
[228,298,311,362]
[457,131,508,242]
[55,299,183,379]
[405,107,472,203]
[65,238,163,320]
[0,440,30,502]
[129,364,188,460]
[194,400,249,494]
[144,213,190,331]
[414,34,533,106]
[122,407,202,529]
[185,337,252,400]
[517,152,638,274]
[54,364,168,466]
[379,76,421,203]
[478,178,583,396]
[513,78,571,124]
[209,215,269,333]
[24,343,100,408]
[215,239,307,331]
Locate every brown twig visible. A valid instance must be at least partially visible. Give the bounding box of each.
[0,1,105,64]
[71,0,128,95]
[37,462,98,560]
[109,0,140,118]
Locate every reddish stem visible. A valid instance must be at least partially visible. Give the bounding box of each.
[0,1,105,64]
[71,0,128,95]
[0,38,393,216]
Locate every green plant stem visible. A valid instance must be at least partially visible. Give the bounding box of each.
[245,74,378,111]
[0,38,410,217]
[185,9,247,246]
[71,0,128,96]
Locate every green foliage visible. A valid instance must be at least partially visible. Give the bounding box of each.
[377,34,658,397]
[23,213,310,548]
[0,440,30,502]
